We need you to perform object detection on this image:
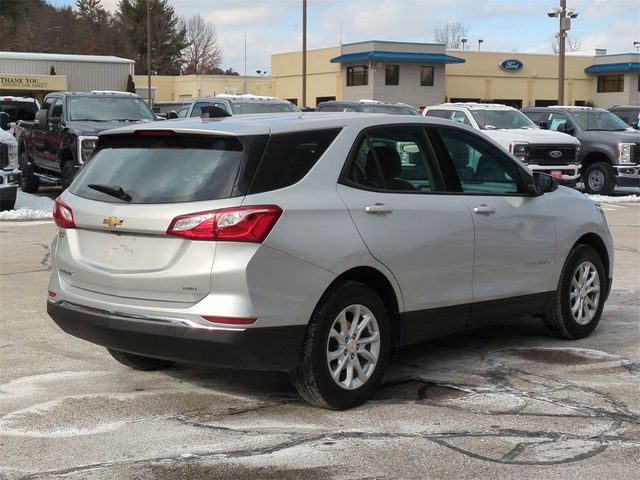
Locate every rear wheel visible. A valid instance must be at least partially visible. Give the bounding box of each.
[583,162,615,195]
[0,198,16,211]
[61,161,76,190]
[107,348,175,371]
[543,245,606,339]
[19,152,39,193]
[291,281,390,410]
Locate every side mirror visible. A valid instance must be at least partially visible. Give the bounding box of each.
[538,121,548,129]
[632,121,639,130]
[0,111,10,131]
[35,109,48,126]
[564,125,575,135]
[528,171,559,196]
[155,112,168,120]
[166,110,178,119]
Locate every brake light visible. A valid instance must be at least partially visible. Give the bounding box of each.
[167,205,282,242]
[202,315,257,325]
[53,197,75,228]
[135,130,174,136]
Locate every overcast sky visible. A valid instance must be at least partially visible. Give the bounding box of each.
[49,0,640,75]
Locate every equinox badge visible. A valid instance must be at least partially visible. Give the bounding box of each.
[103,216,123,227]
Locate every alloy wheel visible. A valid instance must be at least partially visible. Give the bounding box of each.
[326,304,380,390]
[570,261,601,325]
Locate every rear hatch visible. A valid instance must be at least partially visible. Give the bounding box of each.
[57,131,255,303]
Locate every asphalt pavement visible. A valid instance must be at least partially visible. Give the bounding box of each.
[0,204,638,479]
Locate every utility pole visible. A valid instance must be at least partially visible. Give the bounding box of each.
[147,0,152,107]
[302,0,307,108]
[557,0,566,106]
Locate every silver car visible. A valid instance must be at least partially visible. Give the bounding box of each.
[48,113,614,409]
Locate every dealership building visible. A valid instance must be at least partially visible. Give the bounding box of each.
[2,44,638,109]
[0,52,134,102]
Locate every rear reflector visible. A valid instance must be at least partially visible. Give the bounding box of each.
[48,290,57,298]
[53,197,75,229]
[202,315,257,325]
[167,205,282,242]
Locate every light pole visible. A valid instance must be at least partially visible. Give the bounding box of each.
[478,39,484,51]
[548,1,578,105]
[634,41,640,53]
[461,38,467,50]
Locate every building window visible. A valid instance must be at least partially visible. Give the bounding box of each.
[597,74,624,93]
[420,66,434,87]
[347,66,368,86]
[385,65,399,85]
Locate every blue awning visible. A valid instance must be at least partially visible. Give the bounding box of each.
[330,51,465,64]
[585,62,640,74]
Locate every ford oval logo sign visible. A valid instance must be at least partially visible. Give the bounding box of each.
[549,150,563,159]
[499,59,524,72]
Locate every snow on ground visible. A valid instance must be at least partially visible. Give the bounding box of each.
[0,190,53,221]
[584,194,640,203]
[0,189,637,222]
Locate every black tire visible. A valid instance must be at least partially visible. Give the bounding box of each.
[543,245,606,339]
[583,162,615,195]
[107,348,175,371]
[290,281,390,410]
[19,152,39,193]
[61,161,76,190]
[0,198,16,211]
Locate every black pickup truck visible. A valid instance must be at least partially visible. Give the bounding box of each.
[522,106,640,195]
[17,91,157,192]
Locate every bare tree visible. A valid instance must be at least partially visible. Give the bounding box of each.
[434,21,470,49]
[552,33,582,53]
[180,14,223,75]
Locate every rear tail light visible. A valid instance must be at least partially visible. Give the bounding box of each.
[53,197,76,229]
[167,205,282,242]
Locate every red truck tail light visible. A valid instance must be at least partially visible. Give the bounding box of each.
[167,205,282,242]
[53,197,76,229]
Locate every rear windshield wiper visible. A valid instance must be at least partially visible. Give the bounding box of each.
[88,183,132,202]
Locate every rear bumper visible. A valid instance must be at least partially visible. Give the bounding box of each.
[47,299,306,372]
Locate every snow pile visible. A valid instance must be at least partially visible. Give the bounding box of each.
[584,194,640,204]
[0,190,53,221]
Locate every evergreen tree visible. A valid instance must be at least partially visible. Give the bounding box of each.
[75,0,108,24]
[116,0,188,75]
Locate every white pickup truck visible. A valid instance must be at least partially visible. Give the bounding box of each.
[423,103,581,186]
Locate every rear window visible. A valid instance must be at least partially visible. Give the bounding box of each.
[1,101,39,122]
[71,134,243,204]
[230,102,299,115]
[248,129,341,194]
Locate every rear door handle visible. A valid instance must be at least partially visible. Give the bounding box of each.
[365,204,394,214]
[473,205,496,215]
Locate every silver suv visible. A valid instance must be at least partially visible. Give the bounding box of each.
[48,113,614,409]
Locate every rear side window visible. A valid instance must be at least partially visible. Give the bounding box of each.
[249,129,341,194]
[0,101,39,121]
[71,135,243,204]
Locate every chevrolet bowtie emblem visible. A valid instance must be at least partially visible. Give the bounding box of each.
[103,216,123,227]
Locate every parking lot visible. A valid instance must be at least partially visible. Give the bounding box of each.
[0,202,638,479]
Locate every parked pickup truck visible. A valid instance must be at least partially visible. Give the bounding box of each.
[424,103,582,186]
[17,91,157,192]
[522,106,640,195]
[0,113,21,210]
